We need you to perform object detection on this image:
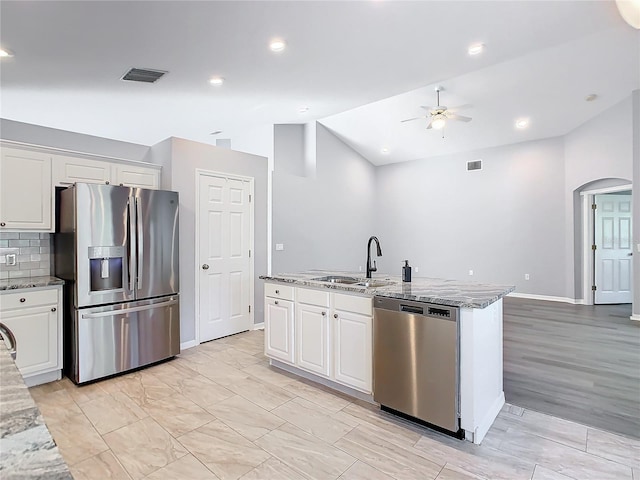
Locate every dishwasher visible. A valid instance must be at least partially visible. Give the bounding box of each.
[373,296,461,436]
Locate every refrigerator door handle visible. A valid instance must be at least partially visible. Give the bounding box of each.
[136,197,143,290]
[81,298,179,319]
[128,196,136,292]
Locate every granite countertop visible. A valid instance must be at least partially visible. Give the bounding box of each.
[0,339,72,479]
[260,270,515,309]
[0,276,64,291]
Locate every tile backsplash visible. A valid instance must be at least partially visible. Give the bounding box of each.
[0,232,53,279]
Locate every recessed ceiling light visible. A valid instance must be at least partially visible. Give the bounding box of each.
[0,48,14,58]
[209,76,224,86]
[269,39,286,52]
[381,148,390,154]
[515,118,530,129]
[298,106,309,113]
[468,43,484,56]
[585,94,598,102]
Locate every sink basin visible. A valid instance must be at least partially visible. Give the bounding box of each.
[355,280,395,288]
[311,275,360,284]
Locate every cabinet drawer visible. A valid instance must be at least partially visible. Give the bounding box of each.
[297,287,330,307]
[334,293,372,316]
[1,288,58,311]
[265,283,294,301]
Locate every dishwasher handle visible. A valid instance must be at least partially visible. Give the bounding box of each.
[400,304,424,315]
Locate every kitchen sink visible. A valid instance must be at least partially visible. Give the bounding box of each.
[311,275,360,284]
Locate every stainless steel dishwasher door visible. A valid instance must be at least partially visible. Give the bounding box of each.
[373,297,459,433]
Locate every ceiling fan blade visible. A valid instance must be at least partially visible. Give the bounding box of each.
[447,113,472,122]
[447,104,472,112]
[425,119,434,129]
[400,115,427,123]
[420,105,437,110]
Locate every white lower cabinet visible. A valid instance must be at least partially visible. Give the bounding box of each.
[264,285,295,364]
[0,286,63,386]
[264,282,372,394]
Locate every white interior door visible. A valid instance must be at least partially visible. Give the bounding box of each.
[594,194,633,304]
[198,173,253,342]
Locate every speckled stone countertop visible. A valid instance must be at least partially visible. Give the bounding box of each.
[260,270,515,309]
[0,340,72,478]
[0,276,64,291]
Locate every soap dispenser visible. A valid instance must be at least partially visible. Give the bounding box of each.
[402,260,412,282]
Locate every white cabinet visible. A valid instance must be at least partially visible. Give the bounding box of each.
[264,284,295,363]
[0,286,63,386]
[53,155,112,186]
[264,282,373,394]
[112,164,160,189]
[0,147,52,231]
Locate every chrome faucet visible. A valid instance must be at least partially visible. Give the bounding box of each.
[0,322,17,360]
[366,236,383,279]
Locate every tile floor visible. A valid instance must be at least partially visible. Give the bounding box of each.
[29,330,639,480]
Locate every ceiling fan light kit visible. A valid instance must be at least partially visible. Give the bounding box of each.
[401,86,472,134]
[616,0,640,29]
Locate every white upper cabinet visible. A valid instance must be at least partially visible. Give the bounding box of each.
[112,164,160,189]
[0,147,52,231]
[52,155,112,186]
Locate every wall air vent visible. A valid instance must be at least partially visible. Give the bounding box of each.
[121,68,167,83]
[467,160,482,171]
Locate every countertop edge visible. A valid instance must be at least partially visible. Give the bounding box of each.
[0,276,65,291]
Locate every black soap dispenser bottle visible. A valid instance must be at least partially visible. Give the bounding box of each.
[402,260,412,282]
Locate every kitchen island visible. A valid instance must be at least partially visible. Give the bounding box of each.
[0,335,72,479]
[260,270,515,444]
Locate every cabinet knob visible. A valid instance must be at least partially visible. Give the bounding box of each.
[51,307,57,312]
[0,222,5,227]
[274,300,279,305]
[202,264,209,270]
[19,298,26,303]
[321,311,326,316]
[333,313,338,319]
[275,290,280,294]
[105,181,110,185]
[120,183,124,186]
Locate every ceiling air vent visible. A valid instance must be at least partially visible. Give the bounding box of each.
[121,68,167,83]
[467,160,482,171]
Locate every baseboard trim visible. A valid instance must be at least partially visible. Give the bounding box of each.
[507,293,585,305]
[180,340,198,351]
[631,315,640,322]
[253,322,264,330]
[471,392,505,445]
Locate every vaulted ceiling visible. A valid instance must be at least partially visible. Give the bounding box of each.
[1,1,638,164]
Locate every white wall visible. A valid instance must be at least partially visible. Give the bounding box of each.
[1,118,149,161]
[272,123,377,273]
[167,138,268,343]
[375,137,567,295]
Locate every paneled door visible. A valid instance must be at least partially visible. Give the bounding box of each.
[594,194,633,304]
[198,172,253,342]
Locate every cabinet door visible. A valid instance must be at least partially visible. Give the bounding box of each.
[0,148,52,231]
[333,309,372,393]
[52,155,111,186]
[113,164,160,189]
[1,306,59,376]
[296,303,330,377]
[264,297,294,364]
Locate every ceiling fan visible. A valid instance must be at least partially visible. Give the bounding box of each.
[401,87,472,130]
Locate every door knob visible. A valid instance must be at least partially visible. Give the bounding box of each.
[202,264,210,270]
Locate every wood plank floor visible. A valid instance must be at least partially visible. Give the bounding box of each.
[503,297,640,439]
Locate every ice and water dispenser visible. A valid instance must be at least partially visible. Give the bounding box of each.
[88,246,124,292]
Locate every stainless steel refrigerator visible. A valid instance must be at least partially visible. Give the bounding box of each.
[56,183,180,384]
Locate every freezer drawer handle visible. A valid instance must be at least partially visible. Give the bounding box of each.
[81,298,178,319]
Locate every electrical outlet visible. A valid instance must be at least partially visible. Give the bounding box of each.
[6,254,16,266]
[414,267,419,273]
[275,243,284,251]
[468,269,473,276]
[524,273,530,280]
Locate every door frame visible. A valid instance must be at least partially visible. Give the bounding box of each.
[580,184,632,305]
[194,169,255,345]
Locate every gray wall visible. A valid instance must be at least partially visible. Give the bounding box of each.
[374,137,567,295]
[633,90,640,319]
[168,138,268,342]
[272,123,376,274]
[1,118,149,161]
[145,137,173,190]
